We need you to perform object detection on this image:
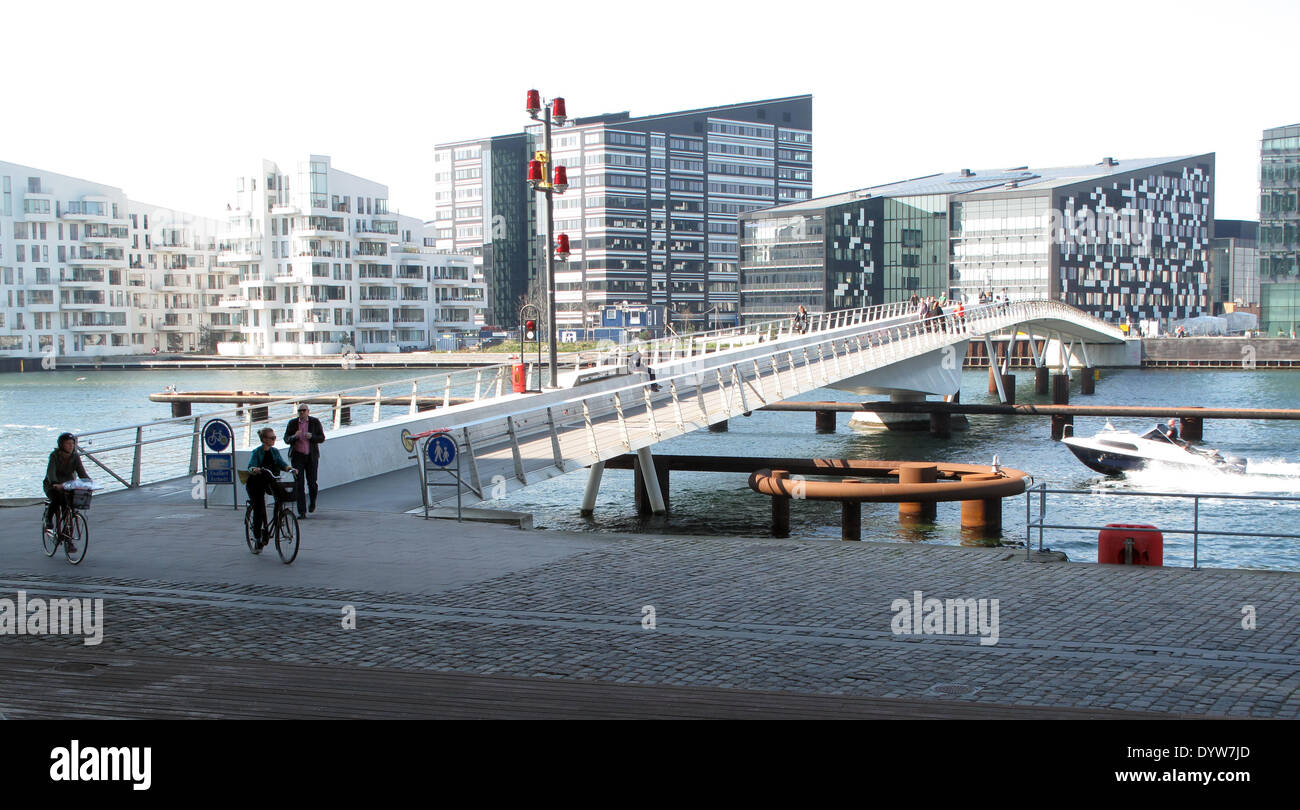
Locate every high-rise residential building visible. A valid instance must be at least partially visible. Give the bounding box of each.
[0,160,225,359]
[216,155,484,356]
[431,133,534,326]
[1258,124,1300,335]
[436,96,813,332]
[1210,219,1258,313]
[740,154,1214,325]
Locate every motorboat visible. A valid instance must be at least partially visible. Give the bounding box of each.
[1061,420,1247,476]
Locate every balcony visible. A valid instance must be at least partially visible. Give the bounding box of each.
[81,227,129,243]
[62,271,106,285]
[218,296,249,308]
[67,250,125,265]
[60,201,112,221]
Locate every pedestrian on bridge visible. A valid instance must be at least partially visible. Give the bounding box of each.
[284,404,326,518]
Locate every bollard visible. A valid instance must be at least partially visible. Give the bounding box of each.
[929,411,951,439]
[1081,366,1096,395]
[959,473,1003,534]
[708,420,729,432]
[898,463,937,523]
[171,401,192,417]
[815,410,836,433]
[1180,415,1203,442]
[1035,365,1049,395]
[1051,373,1070,405]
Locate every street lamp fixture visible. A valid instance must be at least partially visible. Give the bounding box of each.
[524,88,571,387]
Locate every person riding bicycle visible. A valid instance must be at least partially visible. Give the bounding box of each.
[44,433,90,553]
[245,427,298,551]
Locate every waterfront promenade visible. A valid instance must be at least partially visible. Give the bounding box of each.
[1,490,1296,719]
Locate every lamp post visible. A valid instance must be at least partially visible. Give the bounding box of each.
[526,89,570,388]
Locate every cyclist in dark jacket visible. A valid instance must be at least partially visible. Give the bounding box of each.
[245,427,297,549]
[44,433,90,552]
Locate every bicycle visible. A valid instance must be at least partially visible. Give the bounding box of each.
[41,486,91,565]
[240,468,300,564]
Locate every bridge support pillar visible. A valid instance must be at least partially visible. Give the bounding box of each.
[841,500,862,542]
[634,448,668,515]
[1051,373,1070,405]
[580,461,605,516]
[999,374,1016,405]
[769,481,790,538]
[815,410,836,433]
[929,411,951,439]
[987,364,1001,395]
[708,419,728,432]
[1035,365,1050,395]
[898,463,937,524]
[960,473,1003,534]
[1050,415,1074,441]
[170,401,191,417]
[1180,416,1204,442]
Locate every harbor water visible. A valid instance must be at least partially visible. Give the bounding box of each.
[3,366,1300,571]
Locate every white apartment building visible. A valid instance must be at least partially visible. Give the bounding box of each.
[0,161,225,359]
[216,155,485,356]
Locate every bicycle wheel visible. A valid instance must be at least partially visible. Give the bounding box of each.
[41,504,59,557]
[245,503,260,554]
[65,512,88,565]
[275,509,299,564]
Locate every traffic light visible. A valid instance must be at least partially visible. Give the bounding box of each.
[524,319,537,341]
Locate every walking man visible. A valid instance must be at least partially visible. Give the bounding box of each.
[283,404,326,518]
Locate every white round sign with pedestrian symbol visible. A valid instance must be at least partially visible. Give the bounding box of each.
[427,434,456,468]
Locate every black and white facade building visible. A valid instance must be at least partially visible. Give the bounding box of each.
[740,154,1215,325]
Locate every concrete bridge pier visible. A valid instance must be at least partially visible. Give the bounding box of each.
[580,461,605,517]
[815,410,836,433]
[770,470,792,538]
[633,448,668,515]
[1035,365,1050,395]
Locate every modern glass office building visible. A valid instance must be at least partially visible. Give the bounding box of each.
[438,96,812,331]
[1258,124,1300,335]
[1210,219,1258,312]
[741,155,1215,325]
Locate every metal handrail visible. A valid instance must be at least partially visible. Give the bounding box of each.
[1023,482,1300,569]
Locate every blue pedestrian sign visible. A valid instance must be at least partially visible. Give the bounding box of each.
[427,434,457,468]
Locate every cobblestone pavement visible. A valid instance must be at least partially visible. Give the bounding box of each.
[1,500,1297,717]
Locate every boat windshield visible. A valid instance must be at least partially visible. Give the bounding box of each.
[1140,426,1181,445]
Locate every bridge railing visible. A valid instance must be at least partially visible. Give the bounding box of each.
[416,297,1124,506]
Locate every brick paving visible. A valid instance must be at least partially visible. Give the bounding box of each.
[0,498,1297,718]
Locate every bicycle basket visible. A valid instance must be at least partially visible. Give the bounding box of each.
[71,489,93,510]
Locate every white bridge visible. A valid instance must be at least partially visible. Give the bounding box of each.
[80,300,1128,514]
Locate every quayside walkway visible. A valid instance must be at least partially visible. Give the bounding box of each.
[0,498,1295,719]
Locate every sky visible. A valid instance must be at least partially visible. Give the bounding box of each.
[1,0,1291,222]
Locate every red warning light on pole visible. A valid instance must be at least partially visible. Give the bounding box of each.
[524,319,538,341]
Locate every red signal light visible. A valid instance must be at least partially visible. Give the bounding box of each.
[552,165,568,193]
[526,89,541,117]
[551,97,567,125]
[555,233,570,261]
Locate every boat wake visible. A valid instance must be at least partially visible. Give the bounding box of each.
[1094,461,1300,495]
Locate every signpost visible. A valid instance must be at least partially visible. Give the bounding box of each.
[404,429,479,521]
[201,418,237,509]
